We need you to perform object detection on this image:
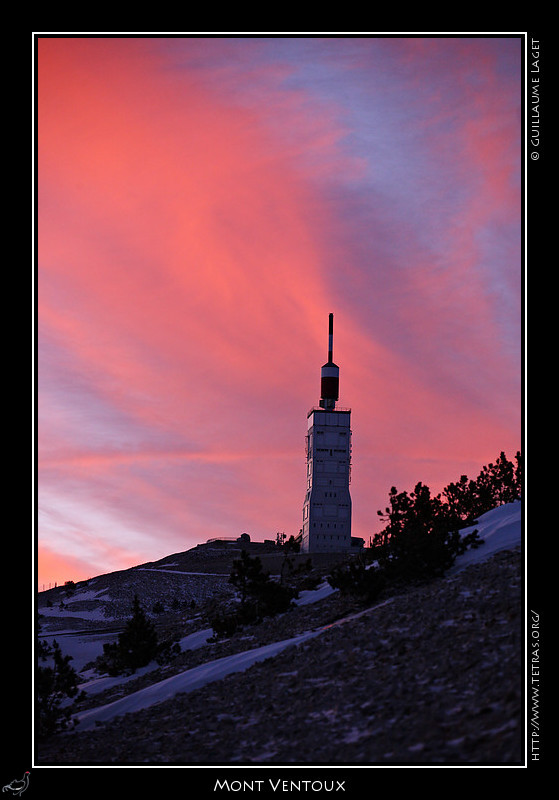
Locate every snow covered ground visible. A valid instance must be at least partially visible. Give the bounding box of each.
[72,627,216,698]
[294,580,337,606]
[40,631,122,672]
[68,501,522,732]
[74,630,323,729]
[75,598,398,731]
[40,624,215,679]
[448,501,522,574]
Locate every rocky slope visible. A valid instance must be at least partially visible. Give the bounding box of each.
[36,547,524,766]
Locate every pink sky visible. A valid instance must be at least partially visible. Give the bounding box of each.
[37,36,522,588]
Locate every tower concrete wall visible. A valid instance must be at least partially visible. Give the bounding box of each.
[302,408,352,553]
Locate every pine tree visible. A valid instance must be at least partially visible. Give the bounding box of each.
[328,556,385,602]
[96,594,159,675]
[514,451,522,497]
[373,480,483,585]
[116,594,159,671]
[209,550,296,637]
[37,639,85,737]
[442,474,479,526]
[228,550,269,609]
[492,451,518,505]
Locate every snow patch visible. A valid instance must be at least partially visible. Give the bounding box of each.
[294,581,337,606]
[137,568,229,577]
[449,502,521,574]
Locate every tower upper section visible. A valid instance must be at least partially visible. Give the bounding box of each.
[319,313,339,410]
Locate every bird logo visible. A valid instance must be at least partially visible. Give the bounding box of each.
[2,773,30,796]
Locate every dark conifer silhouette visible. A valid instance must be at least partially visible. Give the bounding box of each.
[330,451,520,600]
[37,638,86,737]
[118,594,159,670]
[209,550,297,638]
[95,594,159,676]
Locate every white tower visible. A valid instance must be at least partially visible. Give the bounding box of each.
[302,314,352,553]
